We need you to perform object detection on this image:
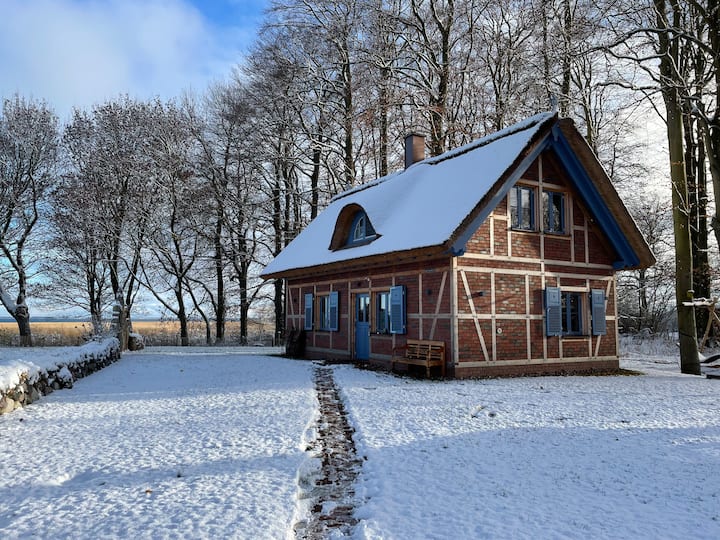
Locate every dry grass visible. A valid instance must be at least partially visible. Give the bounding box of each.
[0,320,275,347]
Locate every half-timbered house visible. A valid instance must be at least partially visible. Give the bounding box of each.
[261,112,655,378]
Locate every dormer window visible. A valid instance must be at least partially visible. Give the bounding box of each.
[350,212,376,244]
[329,204,380,250]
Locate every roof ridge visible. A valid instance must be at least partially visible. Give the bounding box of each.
[424,111,557,166]
[330,111,556,204]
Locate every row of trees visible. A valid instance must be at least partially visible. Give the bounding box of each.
[0,1,718,368]
[0,94,271,346]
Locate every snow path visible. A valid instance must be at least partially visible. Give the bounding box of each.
[334,363,720,540]
[293,366,362,538]
[0,348,315,539]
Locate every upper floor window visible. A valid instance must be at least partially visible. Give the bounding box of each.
[510,185,535,231]
[543,190,565,234]
[347,211,377,246]
[330,204,380,251]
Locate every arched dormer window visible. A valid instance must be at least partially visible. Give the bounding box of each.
[350,211,376,244]
[329,204,380,251]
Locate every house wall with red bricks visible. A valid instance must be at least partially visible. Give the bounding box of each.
[286,259,454,368]
[284,148,624,378]
[452,149,620,377]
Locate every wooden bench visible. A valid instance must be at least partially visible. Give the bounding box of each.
[392,339,446,378]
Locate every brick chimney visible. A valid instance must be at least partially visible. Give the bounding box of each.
[404,133,426,169]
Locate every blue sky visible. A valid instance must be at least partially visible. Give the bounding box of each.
[0,0,269,121]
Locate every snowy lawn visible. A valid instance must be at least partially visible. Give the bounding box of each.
[0,347,314,539]
[1,342,719,539]
[333,358,720,539]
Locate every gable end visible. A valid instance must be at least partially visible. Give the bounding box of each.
[549,124,639,269]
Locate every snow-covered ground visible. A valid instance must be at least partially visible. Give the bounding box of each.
[0,347,315,539]
[1,342,718,539]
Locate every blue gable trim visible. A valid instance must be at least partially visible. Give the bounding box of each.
[549,124,640,269]
[449,137,551,256]
[450,122,640,270]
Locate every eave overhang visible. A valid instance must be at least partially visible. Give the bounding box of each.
[261,245,450,282]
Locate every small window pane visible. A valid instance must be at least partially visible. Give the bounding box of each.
[376,292,390,333]
[543,191,564,233]
[561,292,582,335]
[353,215,365,241]
[319,296,330,330]
[357,295,370,323]
[510,186,534,230]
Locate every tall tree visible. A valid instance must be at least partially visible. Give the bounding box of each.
[0,95,58,345]
[62,97,156,346]
[655,0,700,374]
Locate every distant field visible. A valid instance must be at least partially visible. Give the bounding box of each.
[0,320,274,347]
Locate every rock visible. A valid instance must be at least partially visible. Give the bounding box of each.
[128,333,145,351]
[27,386,41,404]
[1,396,16,414]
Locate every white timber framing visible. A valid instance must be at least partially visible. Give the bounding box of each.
[451,257,459,366]
[428,271,448,341]
[459,269,490,362]
[455,263,615,364]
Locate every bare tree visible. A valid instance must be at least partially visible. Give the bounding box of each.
[62,97,158,346]
[0,95,58,345]
[604,0,702,373]
[42,179,111,334]
[617,195,676,333]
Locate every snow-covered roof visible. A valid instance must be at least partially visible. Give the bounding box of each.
[262,113,556,278]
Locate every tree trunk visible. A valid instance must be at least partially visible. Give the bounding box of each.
[656,0,700,374]
[214,215,225,343]
[175,288,189,347]
[342,40,356,188]
[14,304,32,347]
[668,108,699,373]
[559,0,572,117]
[684,109,710,338]
[311,137,322,219]
[638,268,649,332]
[274,279,285,344]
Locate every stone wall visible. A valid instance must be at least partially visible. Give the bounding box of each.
[0,338,121,415]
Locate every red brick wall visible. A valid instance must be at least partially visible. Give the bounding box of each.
[454,149,620,374]
[286,259,453,363]
[285,149,623,378]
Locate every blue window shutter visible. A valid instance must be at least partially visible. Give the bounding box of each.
[591,289,607,335]
[304,293,314,330]
[329,291,339,331]
[389,285,406,334]
[545,287,562,336]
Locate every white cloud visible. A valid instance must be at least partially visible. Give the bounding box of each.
[0,0,249,121]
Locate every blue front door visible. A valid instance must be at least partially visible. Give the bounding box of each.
[355,294,370,360]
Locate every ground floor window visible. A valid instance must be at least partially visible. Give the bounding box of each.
[545,286,607,337]
[370,286,406,334]
[562,292,583,335]
[375,291,391,333]
[318,291,339,331]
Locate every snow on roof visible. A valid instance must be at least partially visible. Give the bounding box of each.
[262,112,556,277]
